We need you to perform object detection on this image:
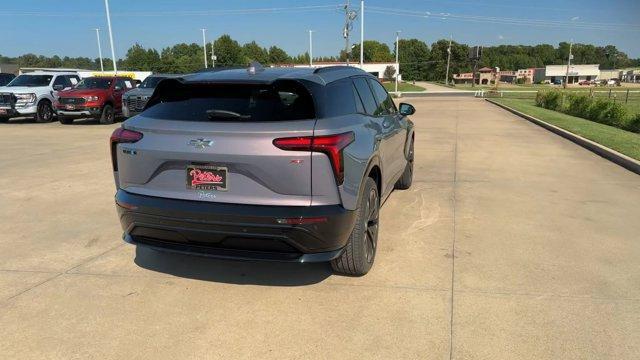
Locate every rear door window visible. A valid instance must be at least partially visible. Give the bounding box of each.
[352,77,377,116]
[323,79,357,117]
[142,80,315,122]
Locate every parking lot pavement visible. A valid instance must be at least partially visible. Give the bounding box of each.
[1,100,639,359]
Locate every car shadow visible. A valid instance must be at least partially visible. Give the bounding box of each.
[133,246,333,287]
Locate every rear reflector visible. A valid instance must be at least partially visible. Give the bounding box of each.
[110,128,143,171]
[273,132,354,184]
[276,217,328,225]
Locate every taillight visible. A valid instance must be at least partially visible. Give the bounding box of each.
[273,132,355,185]
[110,127,143,171]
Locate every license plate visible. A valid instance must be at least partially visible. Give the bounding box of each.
[65,104,75,110]
[186,165,227,191]
[0,109,6,114]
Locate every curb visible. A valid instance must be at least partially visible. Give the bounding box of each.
[486,99,640,176]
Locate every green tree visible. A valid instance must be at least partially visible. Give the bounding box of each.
[350,41,394,62]
[268,46,290,64]
[242,41,269,64]
[424,40,469,82]
[213,35,245,67]
[122,43,161,71]
[396,39,430,81]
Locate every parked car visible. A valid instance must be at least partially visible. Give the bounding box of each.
[607,79,621,86]
[0,73,15,86]
[111,66,416,276]
[578,80,594,86]
[56,76,135,124]
[122,74,180,118]
[0,71,79,123]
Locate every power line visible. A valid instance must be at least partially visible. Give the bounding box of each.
[0,4,343,17]
[366,6,640,32]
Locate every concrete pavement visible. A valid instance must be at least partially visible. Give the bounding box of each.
[0,99,639,359]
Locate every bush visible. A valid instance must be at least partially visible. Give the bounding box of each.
[586,99,627,127]
[622,113,640,133]
[565,93,593,119]
[535,90,563,111]
[535,90,635,132]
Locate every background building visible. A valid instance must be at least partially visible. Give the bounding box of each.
[0,64,19,75]
[545,64,600,84]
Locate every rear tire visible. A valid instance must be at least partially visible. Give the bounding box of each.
[395,139,414,190]
[58,115,73,125]
[331,177,379,276]
[35,100,54,123]
[99,104,114,124]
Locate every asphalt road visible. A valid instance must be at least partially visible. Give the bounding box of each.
[1,99,639,359]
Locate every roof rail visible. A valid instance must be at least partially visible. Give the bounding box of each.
[313,66,365,75]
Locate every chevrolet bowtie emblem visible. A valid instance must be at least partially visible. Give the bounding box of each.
[188,138,214,149]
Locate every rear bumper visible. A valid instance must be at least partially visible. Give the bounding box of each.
[115,190,356,262]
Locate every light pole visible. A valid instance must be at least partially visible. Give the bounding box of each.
[309,30,314,67]
[445,36,452,85]
[104,0,117,72]
[360,0,364,67]
[201,28,208,68]
[395,30,401,93]
[93,28,104,72]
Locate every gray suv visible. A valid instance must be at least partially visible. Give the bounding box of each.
[122,74,180,118]
[111,66,415,276]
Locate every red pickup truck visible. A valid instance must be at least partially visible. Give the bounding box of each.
[56,76,135,124]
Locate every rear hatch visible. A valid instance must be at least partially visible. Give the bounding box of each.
[113,80,317,206]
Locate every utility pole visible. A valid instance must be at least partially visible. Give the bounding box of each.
[564,40,573,89]
[211,41,216,68]
[104,0,117,73]
[309,30,314,67]
[342,0,357,66]
[360,0,364,67]
[93,28,104,72]
[395,30,401,93]
[445,36,452,85]
[201,28,208,69]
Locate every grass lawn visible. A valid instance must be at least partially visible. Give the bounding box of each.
[382,82,425,92]
[491,98,640,161]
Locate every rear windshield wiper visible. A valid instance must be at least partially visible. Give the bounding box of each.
[206,109,251,120]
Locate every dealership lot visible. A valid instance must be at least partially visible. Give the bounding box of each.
[1,98,639,359]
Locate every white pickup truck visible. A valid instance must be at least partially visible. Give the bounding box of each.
[0,71,80,122]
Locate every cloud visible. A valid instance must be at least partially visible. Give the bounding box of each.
[498,34,505,40]
[571,16,580,21]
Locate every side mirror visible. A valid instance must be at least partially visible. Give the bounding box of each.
[53,84,64,91]
[399,103,415,116]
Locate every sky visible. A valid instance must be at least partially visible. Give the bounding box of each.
[1,0,639,60]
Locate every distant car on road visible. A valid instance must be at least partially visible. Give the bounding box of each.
[122,74,180,118]
[578,80,595,86]
[0,73,15,87]
[0,71,80,123]
[111,66,416,276]
[56,76,135,124]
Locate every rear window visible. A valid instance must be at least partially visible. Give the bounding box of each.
[142,80,315,122]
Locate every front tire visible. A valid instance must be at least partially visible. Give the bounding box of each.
[395,139,414,190]
[58,115,73,125]
[331,177,379,276]
[35,100,54,123]
[99,104,115,124]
